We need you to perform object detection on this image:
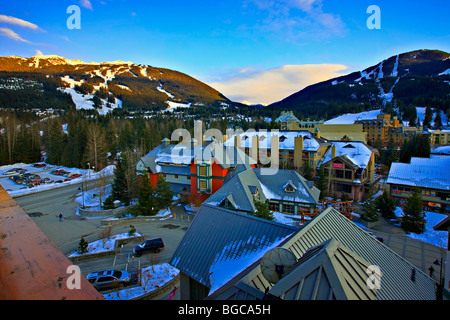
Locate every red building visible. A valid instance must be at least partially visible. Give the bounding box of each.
[136,138,256,205]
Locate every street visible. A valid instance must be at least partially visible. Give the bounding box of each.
[14,181,190,297]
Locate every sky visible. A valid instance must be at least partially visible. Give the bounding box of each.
[0,0,449,105]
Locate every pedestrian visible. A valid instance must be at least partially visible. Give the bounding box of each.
[59,213,63,222]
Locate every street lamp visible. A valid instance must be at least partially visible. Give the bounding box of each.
[433,258,444,300]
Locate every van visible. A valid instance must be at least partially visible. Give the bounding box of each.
[133,238,165,257]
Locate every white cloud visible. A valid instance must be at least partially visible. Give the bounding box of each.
[208,64,349,105]
[79,0,93,10]
[0,15,42,31]
[0,27,32,43]
[245,0,346,40]
[35,50,44,56]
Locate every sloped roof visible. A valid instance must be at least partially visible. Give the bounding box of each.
[204,168,320,213]
[267,239,378,300]
[387,156,450,191]
[139,141,255,174]
[320,141,375,169]
[169,204,298,293]
[211,208,436,300]
[255,168,320,205]
[204,168,265,212]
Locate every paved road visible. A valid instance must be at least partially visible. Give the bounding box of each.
[14,182,190,275]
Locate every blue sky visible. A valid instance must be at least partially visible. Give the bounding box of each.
[1,0,449,104]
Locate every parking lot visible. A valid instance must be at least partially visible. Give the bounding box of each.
[0,163,89,193]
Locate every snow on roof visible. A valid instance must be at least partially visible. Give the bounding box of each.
[432,146,450,155]
[224,130,320,151]
[321,141,373,169]
[324,109,383,125]
[387,156,450,190]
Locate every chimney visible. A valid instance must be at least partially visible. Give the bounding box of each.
[270,135,280,169]
[331,145,337,159]
[251,135,259,164]
[294,136,304,169]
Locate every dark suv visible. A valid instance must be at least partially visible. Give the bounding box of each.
[133,238,165,256]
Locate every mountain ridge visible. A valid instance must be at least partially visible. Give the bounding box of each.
[0,54,231,112]
[269,49,450,120]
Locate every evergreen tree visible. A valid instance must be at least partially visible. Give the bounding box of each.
[375,190,396,220]
[423,106,433,129]
[434,109,442,129]
[301,161,314,181]
[401,187,425,234]
[77,236,89,254]
[112,154,130,204]
[251,194,274,221]
[315,165,327,198]
[360,194,379,223]
[154,174,174,211]
[136,172,157,216]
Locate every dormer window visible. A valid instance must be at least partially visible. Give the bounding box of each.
[284,181,297,193]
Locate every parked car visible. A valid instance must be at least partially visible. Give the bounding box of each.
[133,238,165,257]
[3,168,27,175]
[87,269,131,291]
[32,163,46,168]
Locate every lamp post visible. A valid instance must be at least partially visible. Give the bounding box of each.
[433,258,444,300]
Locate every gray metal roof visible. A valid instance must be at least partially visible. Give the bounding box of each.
[267,238,378,300]
[254,168,321,206]
[205,168,320,213]
[169,204,298,291]
[204,168,265,213]
[235,208,437,300]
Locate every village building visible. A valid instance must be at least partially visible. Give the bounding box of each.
[204,167,320,215]
[386,155,450,212]
[136,137,257,204]
[318,141,379,202]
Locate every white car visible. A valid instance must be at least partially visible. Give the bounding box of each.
[87,269,131,291]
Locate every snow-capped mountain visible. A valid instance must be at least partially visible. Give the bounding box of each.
[0,54,231,112]
[270,49,450,119]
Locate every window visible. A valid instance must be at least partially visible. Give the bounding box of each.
[345,171,352,180]
[199,180,207,190]
[335,170,344,178]
[174,175,179,179]
[199,166,208,177]
[283,204,295,214]
[269,203,279,212]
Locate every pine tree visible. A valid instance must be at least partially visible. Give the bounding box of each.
[137,172,157,216]
[315,165,327,198]
[154,174,174,212]
[375,190,396,220]
[360,194,379,223]
[251,194,274,221]
[78,236,89,254]
[401,187,425,234]
[112,154,129,204]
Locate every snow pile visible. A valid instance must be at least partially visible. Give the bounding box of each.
[164,100,191,113]
[103,263,180,300]
[395,207,448,249]
[68,232,143,257]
